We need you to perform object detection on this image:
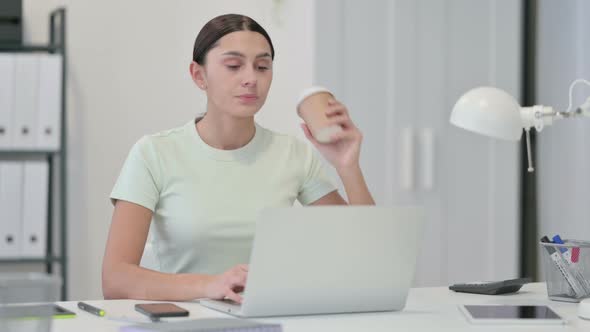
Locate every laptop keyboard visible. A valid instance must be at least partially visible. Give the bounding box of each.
[221,299,240,305]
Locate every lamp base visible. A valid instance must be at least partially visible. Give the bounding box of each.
[578,298,590,320]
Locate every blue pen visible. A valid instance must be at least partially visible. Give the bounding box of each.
[552,235,567,254]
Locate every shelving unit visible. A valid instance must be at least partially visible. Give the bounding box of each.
[0,8,68,300]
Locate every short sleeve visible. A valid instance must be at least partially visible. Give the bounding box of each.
[110,136,162,211]
[297,143,337,205]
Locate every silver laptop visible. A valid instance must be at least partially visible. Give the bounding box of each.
[199,206,424,317]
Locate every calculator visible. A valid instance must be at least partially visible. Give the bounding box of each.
[449,277,532,295]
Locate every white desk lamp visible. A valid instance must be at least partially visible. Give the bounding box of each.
[450,79,590,172]
[449,79,590,319]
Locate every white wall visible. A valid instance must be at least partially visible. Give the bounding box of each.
[23,0,315,300]
[537,0,590,276]
[315,0,521,286]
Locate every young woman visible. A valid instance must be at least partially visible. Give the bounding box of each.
[102,14,374,303]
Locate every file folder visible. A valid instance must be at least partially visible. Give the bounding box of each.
[20,159,49,258]
[0,161,24,258]
[13,53,39,149]
[36,54,62,150]
[0,53,15,149]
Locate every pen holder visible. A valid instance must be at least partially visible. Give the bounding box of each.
[0,273,61,332]
[540,239,590,302]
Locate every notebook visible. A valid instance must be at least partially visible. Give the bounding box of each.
[0,304,76,319]
[119,318,282,332]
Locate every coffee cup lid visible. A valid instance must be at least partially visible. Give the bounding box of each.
[296,86,333,110]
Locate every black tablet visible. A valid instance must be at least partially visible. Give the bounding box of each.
[460,305,566,325]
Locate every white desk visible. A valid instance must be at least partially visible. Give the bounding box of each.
[53,283,589,331]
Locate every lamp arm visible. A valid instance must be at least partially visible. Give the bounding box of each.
[548,102,590,119]
[565,79,590,114]
[522,79,590,130]
[520,95,590,132]
[543,94,590,119]
[518,79,590,173]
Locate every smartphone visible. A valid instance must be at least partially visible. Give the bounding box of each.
[134,303,189,320]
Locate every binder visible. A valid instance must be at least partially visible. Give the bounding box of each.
[0,0,22,17]
[119,318,283,332]
[20,159,49,258]
[0,161,24,258]
[0,53,15,149]
[13,53,39,149]
[36,54,62,150]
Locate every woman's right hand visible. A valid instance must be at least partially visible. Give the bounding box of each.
[202,264,249,303]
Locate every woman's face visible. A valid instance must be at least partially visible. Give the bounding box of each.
[193,31,273,118]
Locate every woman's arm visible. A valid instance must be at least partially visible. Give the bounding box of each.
[336,164,375,205]
[102,200,247,302]
[102,200,206,300]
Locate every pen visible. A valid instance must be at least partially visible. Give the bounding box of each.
[78,302,105,317]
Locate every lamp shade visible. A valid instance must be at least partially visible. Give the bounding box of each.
[450,87,523,141]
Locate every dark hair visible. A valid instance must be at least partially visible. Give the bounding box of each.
[193,14,275,65]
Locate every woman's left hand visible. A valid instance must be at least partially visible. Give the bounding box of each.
[301,98,363,172]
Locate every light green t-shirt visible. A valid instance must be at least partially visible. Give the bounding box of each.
[110,118,336,275]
